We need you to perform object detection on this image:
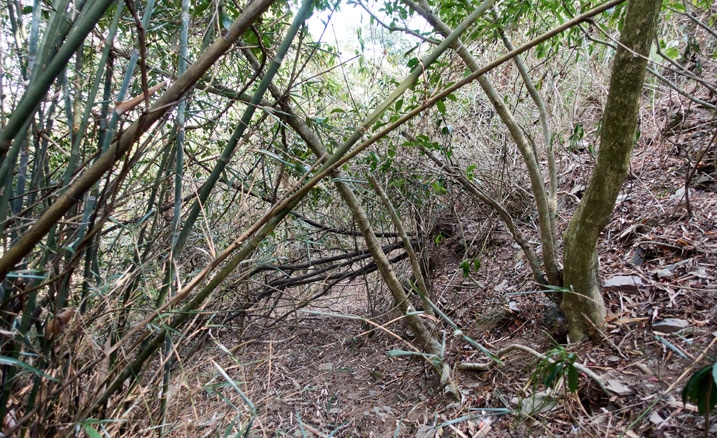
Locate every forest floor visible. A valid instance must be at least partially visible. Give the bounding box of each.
[163,110,717,437]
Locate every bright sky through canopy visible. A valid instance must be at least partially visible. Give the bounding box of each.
[308,3,368,58]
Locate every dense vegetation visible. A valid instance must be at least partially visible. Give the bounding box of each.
[0,0,715,435]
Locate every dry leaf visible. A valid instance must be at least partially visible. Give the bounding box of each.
[114,80,169,115]
[44,307,75,340]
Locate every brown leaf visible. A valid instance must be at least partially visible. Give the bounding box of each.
[44,307,75,340]
[114,80,168,115]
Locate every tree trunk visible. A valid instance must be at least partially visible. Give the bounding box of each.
[562,0,661,341]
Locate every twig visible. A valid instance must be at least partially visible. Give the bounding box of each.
[459,343,610,395]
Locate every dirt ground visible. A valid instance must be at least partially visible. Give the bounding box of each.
[158,106,716,437]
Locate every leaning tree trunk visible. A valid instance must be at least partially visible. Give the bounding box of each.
[562,0,661,342]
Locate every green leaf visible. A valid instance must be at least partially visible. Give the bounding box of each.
[82,424,103,438]
[0,356,58,381]
[682,363,717,415]
[566,352,577,365]
[664,47,679,59]
[542,362,564,387]
[466,164,476,181]
[192,0,211,16]
[431,181,446,195]
[395,99,403,112]
[667,2,686,13]
[436,99,446,114]
[460,260,470,278]
[567,363,579,392]
[459,258,480,278]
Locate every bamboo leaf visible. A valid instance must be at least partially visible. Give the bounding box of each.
[0,356,58,381]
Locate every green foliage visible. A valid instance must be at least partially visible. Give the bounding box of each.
[660,38,680,60]
[532,346,580,393]
[0,356,58,381]
[568,122,586,152]
[378,0,413,23]
[682,362,717,416]
[459,258,480,278]
[435,98,446,114]
[82,424,103,438]
[431,180,447,195]
[465,164,477,181]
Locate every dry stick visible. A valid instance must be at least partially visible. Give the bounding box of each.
[590,18,717,111]
[408,0,560,286]
[578,23,717,111]
[107,153,328,354]
[580,16,717,110]
[492,7,558,253]
[681,127,716,219]
[458,343,610,396]
[654,46,717,96]
[85,149,333,415]
[99,153,331,364]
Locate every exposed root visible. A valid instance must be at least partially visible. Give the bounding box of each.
[440,362,462,401]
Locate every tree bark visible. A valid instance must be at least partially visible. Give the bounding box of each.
[562,0,661,341]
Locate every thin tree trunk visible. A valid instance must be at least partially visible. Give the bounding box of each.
[492,10,558,260]
[562,0,661,341]
[369,175,435,317]
[407,0,561,286]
